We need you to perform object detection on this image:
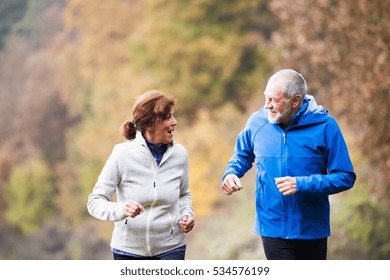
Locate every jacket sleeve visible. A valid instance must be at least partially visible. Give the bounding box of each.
[222,125,256,182]
[296,118,356,195]
[178,149,194,218]
[87,146,126,222]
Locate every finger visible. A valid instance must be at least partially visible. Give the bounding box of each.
[183,225,194,233]
[180,217,194,227]
[276,176,295,184]
[179,222,187,231]
[278,186,289,194]
[230,177,243,190]
[128,209,138,217]
[126,200,138,209]
[276,182,289,190]
[233,177,243,188]
[278,184,296,196]
[137,204,145,212]
[275,178,292,188]
[227,176,236,187]
[187,219,195,227]
[128,201,144,212]
[185,216,194,225]
[179,216,190,226]
[125,202,145,217]
[128,204,138,211]
[180,221,194,233]
[225,176,243,191]
[280,189,293,196]
[274,177,287,185]
[224,174,237,187]
[134,204,145,216]
[181,226,190,233]
[221,184,233,195]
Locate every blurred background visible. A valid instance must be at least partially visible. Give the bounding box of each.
[0,0,389,260]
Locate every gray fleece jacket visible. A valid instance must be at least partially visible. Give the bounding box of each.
[87,131,194,257]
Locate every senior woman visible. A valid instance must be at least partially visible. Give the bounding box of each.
[87,89,195,260]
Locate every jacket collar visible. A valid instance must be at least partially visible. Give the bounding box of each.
[132,131,175,165]
[273,95,328,129]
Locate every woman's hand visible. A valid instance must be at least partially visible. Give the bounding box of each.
[179,215,195,233]
[123,200,145,218]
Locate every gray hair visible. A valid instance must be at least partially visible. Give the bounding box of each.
[269,69,307,100]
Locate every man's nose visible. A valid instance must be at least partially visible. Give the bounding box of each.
[264,98,272,109]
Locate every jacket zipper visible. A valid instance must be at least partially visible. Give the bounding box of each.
[145,145,159,256]
[281,129,290,238]
[169,213,174,234]
[145,176,158,256]
[144,143,173,256]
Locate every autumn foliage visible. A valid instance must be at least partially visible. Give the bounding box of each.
[0,0,389,259]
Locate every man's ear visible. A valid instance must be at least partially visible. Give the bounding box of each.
[292,94,302,109]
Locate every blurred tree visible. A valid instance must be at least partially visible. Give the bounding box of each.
[61,0,142,116]
[0,0,27,49]
[4,158,55,235]
[128,0,276,116]
[61,0,277,222]
[269,0,390,259]
[59,0,145,225]
[330,160,390,259]
[11,0,55,48]
[176,103,248,217]
[270,0,390,198]
[0,0,68,224]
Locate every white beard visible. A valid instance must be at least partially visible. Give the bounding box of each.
[267,102,293,124]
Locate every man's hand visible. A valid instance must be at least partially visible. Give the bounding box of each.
[275,176,297,196]
[221,174,243,195]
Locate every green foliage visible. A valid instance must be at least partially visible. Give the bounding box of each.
[11,0,55,46]
[4,158,55,235]
[331,181,390,260]
[328,144,390,259]
[0,0,389,260]
[0,0,27,49]
[127,0,275,117]
[61,0,276,223]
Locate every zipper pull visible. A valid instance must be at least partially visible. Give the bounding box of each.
[170,226,174,235]
[125,219,128,225]
[283,132,286,144]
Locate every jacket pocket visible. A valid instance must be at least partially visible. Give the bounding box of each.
[151,210,178,240]
[120,217,147,253]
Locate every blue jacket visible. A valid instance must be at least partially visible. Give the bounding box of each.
[223,95,356,239]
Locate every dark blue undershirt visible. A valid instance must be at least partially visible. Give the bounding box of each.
[143,134,167,166]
